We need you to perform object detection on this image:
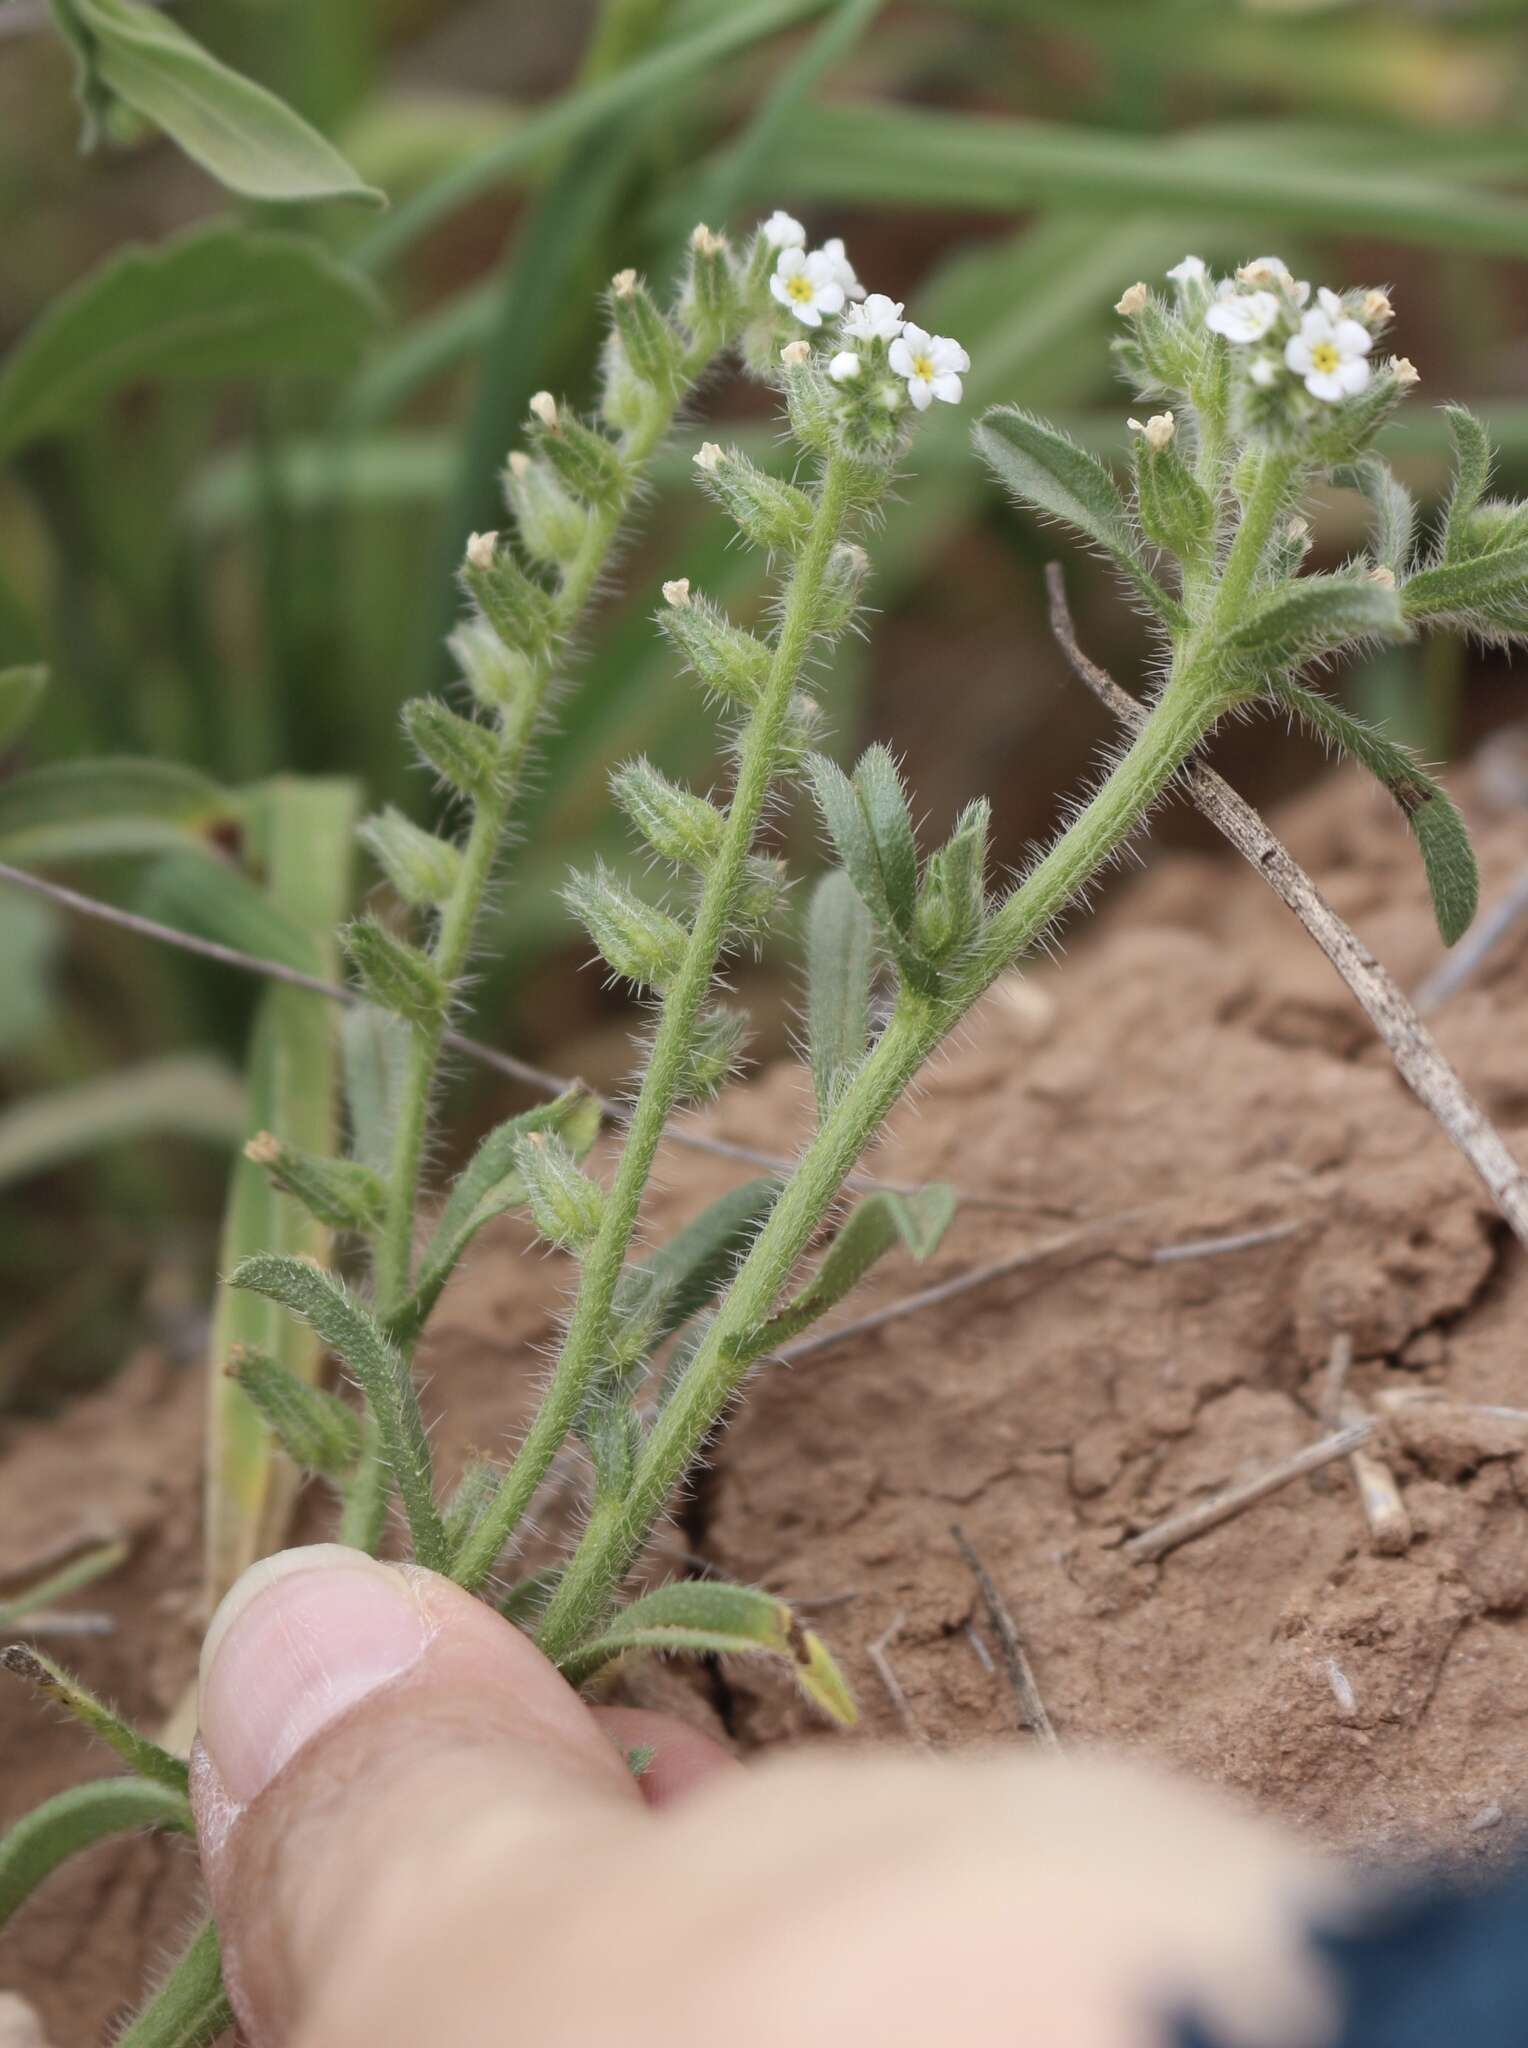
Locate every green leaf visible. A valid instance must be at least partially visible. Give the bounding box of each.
[61,0,382,204]
[558,1578,856,1725]
[1265,677,1478,947]
[1401,539,1528,637]
[615,1176,781,1350]
[230,1253,447,1569]
[0,1054,245,1194]
[0,757,238,865]
[853,746,919,931]
[341,917,447,1031]
[226,1345,362,1483]
[805,869,874,1123]
[746,1183,957,1355]
[0,666,48,751]
[1340,455,1416,579]
[0,1645,188,1793]
[0,1777,192,1933]
[0,1539,126,1628]
[1442,406,1493,563]
[1225,574,1408,668]
[974,407,1183,628]
[137,849,322,977]
[0,226,382,461]
[117,1919,232,2048]
[805,753,929,985]
[341,1007,411,1180]
[390,1084,603,1347]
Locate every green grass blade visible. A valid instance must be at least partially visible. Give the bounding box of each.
[0,1777,191,1934]
[0,1055,244,1193]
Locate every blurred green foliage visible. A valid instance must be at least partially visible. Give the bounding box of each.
[3,0,1528,1400]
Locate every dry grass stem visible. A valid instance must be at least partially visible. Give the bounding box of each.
[950,1524,1059,1748]
[1125,1421,1375,1564]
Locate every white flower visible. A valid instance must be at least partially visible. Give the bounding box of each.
[465,531,497,570]
[770,245,846,328]
[1205,290,1282,344]
[1237,256,1309,305]
[1248,355,1279,389]
[662,578,691,608]
[762,210,805,249]
[842,293,904,343]
[1167,255,1208,286]
[1390,355,1421,389]
[828,351,861,383]
[1127,413,1175,452]
[820,237,866,302]
[887,324,969,410]
[779,339,811,368]
[1285,292,1372,402]
[1115,281,1149,317]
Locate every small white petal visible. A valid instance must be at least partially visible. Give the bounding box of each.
[828,350,862,383]
[1334,319,1373,356]
[1285,335,1315,374]
[1249,356,1278,388]
[529,391,558,429]
[906,378,934,412]
[1305,369,1346,403]
[694,442,723,473]
[1167,255,1208,285]
[887,337,916,377]
[465,531,497,570]
[1337,355,1371,395]
[844,293,905,342]
[929,373,963,406]
[814,281,846,317]
[1317,286,1344,321]
[762,210,805,248]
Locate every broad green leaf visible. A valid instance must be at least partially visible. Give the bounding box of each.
[1,1645,188,1793]
[0,666,48,751]
[0,1778,191,1933]
[1442,406,1493,563]
[0,1055,244,1193]
[0,226,382,460]
[59,0,382,204]
[559,1579,856,1725]
[746,1183,958,1355]
[1266,677,1478,946]
[767,102,1528,261]
[1224,574,1407,668]
[0,757,238,865]
[974,408,1183,627]
[231,1252,447,1569]
[117,1919,232,2048]
[1401,539,1528,636]
[137,849,323,977]
[0,1539,126,1628]
[805,869,874,1123]
[390,1085,604,1347]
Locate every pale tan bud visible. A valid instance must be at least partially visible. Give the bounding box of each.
[1128,413,1175,452]
[661,578,692,608]
[507,451,531,479]
[1366,564,1397,587]
[693,441,723,474]
[529,390,559,430]
[1390,356,1421,389]
[1114,281,1149,317]
[243,1131,280,1166]
[689,223,726,257]
[465,530,498,570]
[1362,289,1394,325]
[779,339,811,368]
[611,268,638,299]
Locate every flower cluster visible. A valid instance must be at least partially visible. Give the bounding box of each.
[760,211,969,421]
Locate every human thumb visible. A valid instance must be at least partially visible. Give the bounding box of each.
[190,1543,650,2045]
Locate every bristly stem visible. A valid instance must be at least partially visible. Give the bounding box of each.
[453,455,858,1591]
[369,340,724,1326]
[533,656,1231,1660]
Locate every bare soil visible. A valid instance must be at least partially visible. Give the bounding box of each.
[5,754,1528,2040]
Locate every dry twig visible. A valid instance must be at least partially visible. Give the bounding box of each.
[950,1525,1059,1747]
[1125,1421,1375,1564]
[866,1610,928,1746]
[1046,566,1528,1251]
[1339,1396,1411,1556]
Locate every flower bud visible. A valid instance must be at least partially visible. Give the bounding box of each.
[241,1135,387,1235]
[682,223,737,345]
[358,806,463,909]
[503,453,587,569]
[680,1004,749,1103]
[564,864,690,992]
[514,1130,606,1253]
[531,406,628,509]
[609,270,685,397]
[656,589,771,707]
[403,695,504,800]
[227,1345,361,1482]
[461,543,557,659]
[448,618,531,717]
[342,917,448,1031]
[692,444,815,552]
[732,853,789,941]
[610,757,726,870]
[815,540,870,636]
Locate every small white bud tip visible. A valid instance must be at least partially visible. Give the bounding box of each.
[506,451,531,480]
[1366,564,1398,587]
[827,349,861,383]
[1114,282,1149,317]
[1362,289,1394,326]
[779,339,811,369]
[244,1131,281,1166]
[1129,413,1176,452]
[529,390,559,430]
[1284,516,1310,544]
[1390,355,1421,389]
[689,222,725,257]
[611,268,638,299]
[693,441,724,474]
[465,530,498,571]
[661,578,692,608]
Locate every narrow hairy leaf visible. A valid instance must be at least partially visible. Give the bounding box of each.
[1225,573,1407,668]
[805,869,874,1122]
[974,407,1184,627]
[116,1919,232,2048]
[230,1254,447,1568]
[616,1176,782,1347]
[0,757,237,865]
[1267,678,1478,946]
[341,1008,411,1179]
[391,1085,602,1345]
[0,226,381,460]
[1401,539,1528,635]
[0,1777,191,1932]
[62,0,381,203]
[0,666,48,751]
[1442,406,1493,562]
[560,1579,856,1724]
[854,747,919,929]
[0,1646,188,1793]
[1341,454,1416,578]
[227,1346,361,1483]
[0,1056,244,1194]
[747,1183,957,1354]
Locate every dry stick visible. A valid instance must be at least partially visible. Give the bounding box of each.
[866,1610,928,1746]
[1125,1421,1375,1565]
[1046,566,1528,1252]
[949,1524,1059,1748]
[1412,856,1528,1016]
[1339,1395,1411,1556]
[0,859,1025,1211]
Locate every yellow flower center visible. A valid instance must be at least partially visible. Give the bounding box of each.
[1309,341,1340,375]
[910,351,935,380]
[786,275,815,303]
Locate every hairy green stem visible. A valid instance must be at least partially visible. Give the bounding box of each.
[454,457,857,1591]
[534,659,1230,1659]
[370,351,722,1324]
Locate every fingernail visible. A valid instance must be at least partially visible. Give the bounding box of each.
[199,1543,430,1804]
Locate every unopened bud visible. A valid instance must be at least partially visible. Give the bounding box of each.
[1390,356,1420,389]
[1129,413,1176,452]
[780,339,811,368]
[1365,563,1397,587]
[662,578,691,608]
[611,268,637,299]
[690,223,725,257]
[1285,516,1310,544]
[529,390,559,431]
[1114,282,1149,317]
[244,1130,281,1167]
[694,441,723,474]
[507,451,530,479]
[1362,289,1394,325]
[465,530,497,570]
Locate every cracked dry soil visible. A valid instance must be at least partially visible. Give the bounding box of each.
[5,755,1528,2040]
